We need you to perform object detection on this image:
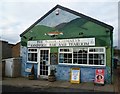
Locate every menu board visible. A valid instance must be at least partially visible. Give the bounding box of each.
[94,69,104,84]
[70,68,80,84]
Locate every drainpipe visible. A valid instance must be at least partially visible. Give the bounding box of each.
[110,30,113,84]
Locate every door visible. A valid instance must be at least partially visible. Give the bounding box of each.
[38,48,50,79]
[5,58,13,77]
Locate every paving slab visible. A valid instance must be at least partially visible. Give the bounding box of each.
[94,84,114,92]
[48,81,71,88]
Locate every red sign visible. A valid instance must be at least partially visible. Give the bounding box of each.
[95,69,104,84]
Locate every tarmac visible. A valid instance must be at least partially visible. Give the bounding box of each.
[2,66,120,93]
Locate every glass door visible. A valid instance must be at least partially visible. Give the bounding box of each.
[38,48,50,79]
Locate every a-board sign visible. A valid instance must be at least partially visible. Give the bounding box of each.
[70,68,80,84]
[94,69,104,84]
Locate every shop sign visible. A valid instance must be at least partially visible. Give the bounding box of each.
[70,68,80,84]
[27,38,95,47]
[95,69,104,84]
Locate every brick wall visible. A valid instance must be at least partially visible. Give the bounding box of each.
[12,42,20,58]
[0,41,13,59]
[0,41,20,60]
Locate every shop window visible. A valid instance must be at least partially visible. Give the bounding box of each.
[28,48,38,63]
[59,47,106,66]
[88,47,105,65]
[73,48,87,64]
[59,48,72,64]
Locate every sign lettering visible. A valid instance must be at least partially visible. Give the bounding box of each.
[27,38,95,47]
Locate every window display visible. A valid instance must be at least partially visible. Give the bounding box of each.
[59,47,105,66]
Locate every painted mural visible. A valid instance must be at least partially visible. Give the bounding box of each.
[20,5,113,84]
[21,8,110,47]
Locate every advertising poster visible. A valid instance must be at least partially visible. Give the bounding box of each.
[95,69,104,84]
[70,68,80,84]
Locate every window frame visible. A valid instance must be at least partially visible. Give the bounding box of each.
[27,48,38,63]
[58,47,106,66]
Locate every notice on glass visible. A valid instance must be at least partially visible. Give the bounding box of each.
[94,69,104,84]
[70,68,80,84]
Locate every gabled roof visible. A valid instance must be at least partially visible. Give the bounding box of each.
[20,4,114,37]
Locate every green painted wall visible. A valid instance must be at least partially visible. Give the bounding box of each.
[106,47,111,67]
[21,18,111,47]
[51,47,58,53]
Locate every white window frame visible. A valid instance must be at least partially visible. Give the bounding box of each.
[58,47,106,66]
[88,47,106,66]
[27,48,38,63]
[59,48,73,64]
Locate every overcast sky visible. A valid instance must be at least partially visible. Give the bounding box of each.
[0,0,119,47]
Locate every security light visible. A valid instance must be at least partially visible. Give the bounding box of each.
[55,9,59,15]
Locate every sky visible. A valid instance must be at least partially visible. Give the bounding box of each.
[0,0,119,48]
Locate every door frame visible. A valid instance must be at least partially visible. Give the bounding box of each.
[37,48,50,79]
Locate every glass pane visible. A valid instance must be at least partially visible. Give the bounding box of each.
[100,60,104,65]
[40,70,42,75]
[68,53,72,58]
[89,54,93,58]
[83,59,87,64]
[46,66,48,70]
[68,59,72,63]
[73,59,77,64]
[78,54,82,58]
[43,71,45,75]
[46,71,48,75]
[94,60,98,65]
[99,54,104,59]
[28,53,31,61]
[89,48,94,52]
[60,49,64,52]
[94,54,98,59]
[73,53,77,58]
[78,59,82,64]
[64,54,67,58]
[83,54,87,58]
[89,60,93,64]
[28,53,37,62]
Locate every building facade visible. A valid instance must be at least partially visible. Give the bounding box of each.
[20,5,114,84]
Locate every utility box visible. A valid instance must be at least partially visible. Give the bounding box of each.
[5,58,21,77]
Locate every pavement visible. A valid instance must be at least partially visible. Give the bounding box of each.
[2,66,120,93]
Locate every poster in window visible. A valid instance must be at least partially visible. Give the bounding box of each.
[94,69,104,84]
[70,68,80,84]
[50,53,58,65]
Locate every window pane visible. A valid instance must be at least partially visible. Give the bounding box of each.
[83,59,87,64]
[100,60,104,65]
[68,53,72,58]
[89,60,93,64]
[78,59,82,64]
[28,53,37,62]
[94,60,98,65]
[73,59,77,64]
[73,48,88,64]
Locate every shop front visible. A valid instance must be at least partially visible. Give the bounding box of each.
[20,5,113,84]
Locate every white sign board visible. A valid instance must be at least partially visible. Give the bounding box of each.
[70,68,80,84]
[27,38,95,47]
